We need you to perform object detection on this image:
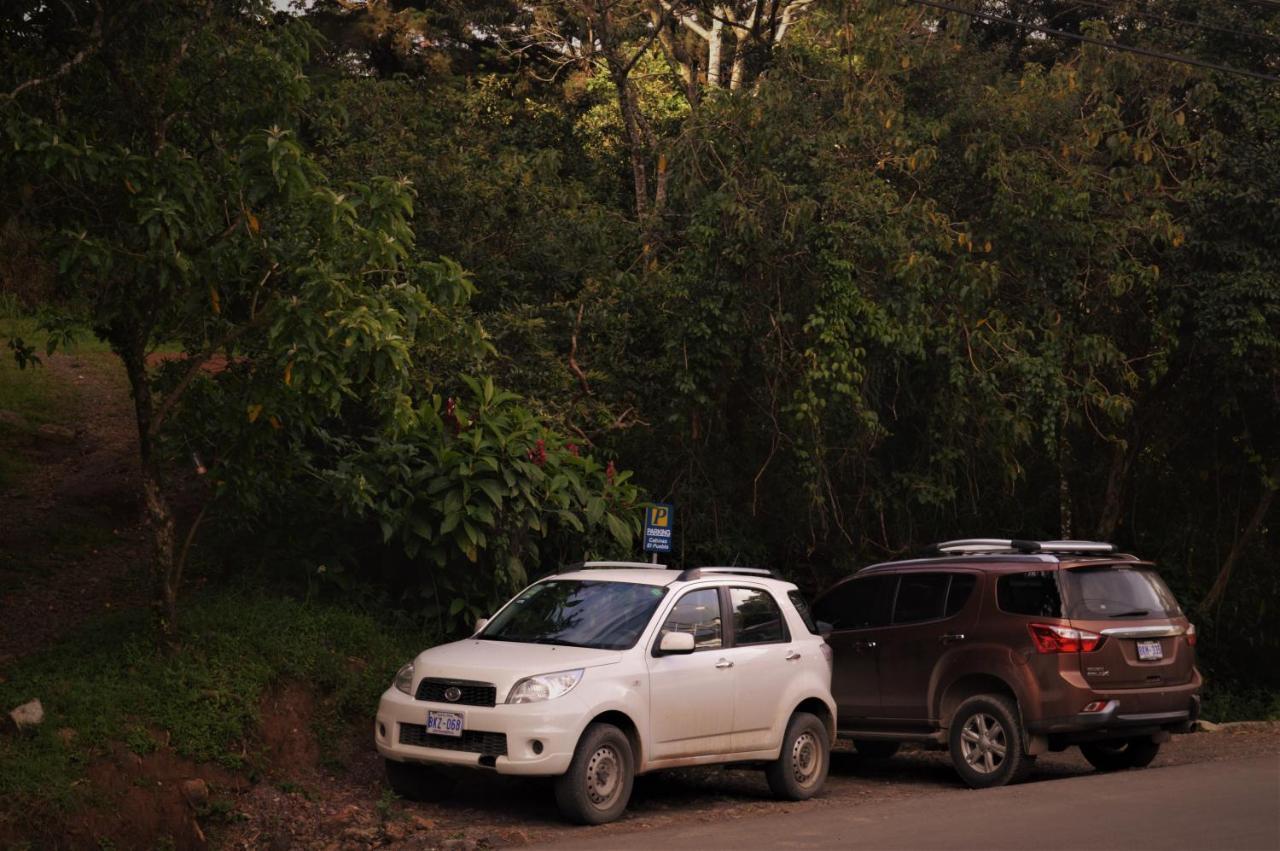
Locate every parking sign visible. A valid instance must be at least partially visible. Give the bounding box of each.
[643,503,674,554]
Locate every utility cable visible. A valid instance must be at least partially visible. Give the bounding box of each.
[1044,0,1280,47]
[905,0,1280,82]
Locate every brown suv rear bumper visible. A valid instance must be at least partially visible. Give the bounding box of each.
[1028,689,1201,740]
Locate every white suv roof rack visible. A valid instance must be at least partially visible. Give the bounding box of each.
[930,538,1117,556]
[675,566,779,581]
[560,560,668,572]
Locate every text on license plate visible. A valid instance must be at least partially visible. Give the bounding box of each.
[1136,640,1164,661]
[426,710,464,737]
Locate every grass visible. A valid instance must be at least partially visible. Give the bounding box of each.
[1200,682,1280,723]
[0,312,112,489]
[0,319,83,423]
[0,588,433,808]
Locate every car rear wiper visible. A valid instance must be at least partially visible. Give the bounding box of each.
[1109,610,1149,618]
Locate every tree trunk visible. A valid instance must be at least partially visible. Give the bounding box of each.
[1202,464,1278,611]
[613,73,651,219]
[707,16,724,87]
[1058,424,1073,540]
[1096,437,1138,540]
[729,44,746,90]
[121,344,180,642]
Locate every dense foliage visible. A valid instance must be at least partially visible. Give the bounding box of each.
[2,0,1276,694]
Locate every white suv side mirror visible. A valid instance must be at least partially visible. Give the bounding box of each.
[474,617,489,635]
[658,631,696,655]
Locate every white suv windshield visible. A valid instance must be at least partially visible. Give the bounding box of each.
[480,580,669,650]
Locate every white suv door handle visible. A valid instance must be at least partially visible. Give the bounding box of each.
[715,659,734,669]
[785,651,802,661]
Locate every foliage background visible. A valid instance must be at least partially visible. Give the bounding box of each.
[1,0,1276,705]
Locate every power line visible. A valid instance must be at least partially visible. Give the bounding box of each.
[1048,0,1280,47]
[906,0,1280,82]
[1229,0,1280,10]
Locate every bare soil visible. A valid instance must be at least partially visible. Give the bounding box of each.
[0,352,149,665]
[213,721,1280,850]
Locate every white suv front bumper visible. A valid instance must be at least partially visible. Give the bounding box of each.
[375,686,585,776]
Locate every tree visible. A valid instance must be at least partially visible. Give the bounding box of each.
[2,1,419,635]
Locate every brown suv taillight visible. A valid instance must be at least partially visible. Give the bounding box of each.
[1028,623,1105,653]
[1186,624,1197,647]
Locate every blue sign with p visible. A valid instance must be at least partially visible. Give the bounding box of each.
[643,503,674,554]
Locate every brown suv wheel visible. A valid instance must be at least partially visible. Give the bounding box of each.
[948,694,1035,788]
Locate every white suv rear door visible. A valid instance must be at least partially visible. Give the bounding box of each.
[724,585,796,752]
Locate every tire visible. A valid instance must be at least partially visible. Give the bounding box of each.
[554,723,635,825]
[947,694,1035,789]
[1080,737,1161,771]
[766,712,831,800]
[384,758,440,800]
[853,740,901,759]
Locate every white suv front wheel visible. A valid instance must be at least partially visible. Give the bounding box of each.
[554,722,636,824]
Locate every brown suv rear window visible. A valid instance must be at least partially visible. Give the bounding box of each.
[1061,566,1183,619]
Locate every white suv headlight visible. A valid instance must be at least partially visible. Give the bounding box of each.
[394,662,415,695]
[506,669,584,704]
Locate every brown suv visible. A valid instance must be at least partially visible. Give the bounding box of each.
[812,538,1202,788]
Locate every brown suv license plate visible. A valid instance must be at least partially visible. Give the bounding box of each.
[1136,640,1164,661]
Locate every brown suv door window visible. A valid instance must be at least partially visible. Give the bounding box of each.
[997,571,1063,617]
[813,575,894,631]
[892,573,950,624]
[945,573,977,617]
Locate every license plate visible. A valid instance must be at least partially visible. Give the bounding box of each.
[1136,640,1164,661]
[426,710,464,737]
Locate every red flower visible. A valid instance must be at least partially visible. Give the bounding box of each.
[527,438,547,467]
[444,397,460,434]
[605,460,616,483]
[566,442,579,457]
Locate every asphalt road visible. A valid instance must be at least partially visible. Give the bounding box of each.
[533,754,1280,851]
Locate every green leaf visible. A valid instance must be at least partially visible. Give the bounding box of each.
[475,478,503,507]
[558,510,584,533]
[439,511,461,535]
[605,513,630,546]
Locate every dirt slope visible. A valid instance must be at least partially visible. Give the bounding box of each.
[0,352,149,665]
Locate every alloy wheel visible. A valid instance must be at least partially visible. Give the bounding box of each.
[959,712,1007,774]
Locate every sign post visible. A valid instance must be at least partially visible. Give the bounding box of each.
[642,503,674,562]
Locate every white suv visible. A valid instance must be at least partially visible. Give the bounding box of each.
[375,562,836,823]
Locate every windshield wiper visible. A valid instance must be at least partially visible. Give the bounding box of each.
[531,637,590,648]
[1109,610,1149,618]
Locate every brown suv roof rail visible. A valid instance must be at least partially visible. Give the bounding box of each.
[928,538,1117,556]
